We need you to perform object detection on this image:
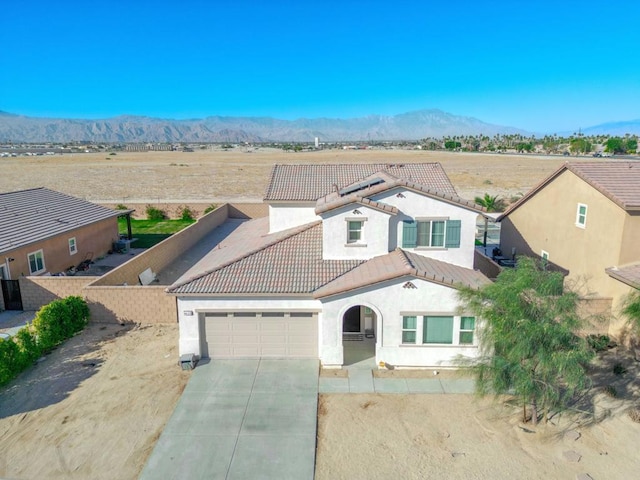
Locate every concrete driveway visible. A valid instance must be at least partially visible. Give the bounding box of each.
[139,359,319,480]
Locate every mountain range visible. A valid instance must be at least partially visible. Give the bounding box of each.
[0,109,527,143]
[0,109,638,143]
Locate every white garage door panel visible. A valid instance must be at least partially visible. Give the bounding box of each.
[204,313,317,358]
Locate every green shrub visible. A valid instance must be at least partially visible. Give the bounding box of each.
[13,327,41,369]
[179,206,195,221]
[602,385,618,398]
[115,204,128,210]
[0,337,21,385]
[203,204,218,215]
[145,205,166,220]
[32,296,90,352]
[587,334,610,352]
[613,362,628,376]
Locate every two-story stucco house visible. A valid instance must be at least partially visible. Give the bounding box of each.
[498,161,640,334]
[169,164,490,368]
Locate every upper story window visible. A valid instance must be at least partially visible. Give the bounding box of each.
[28,249,46,275]
[402,219,461,249]
[346,219,365,245]
[576,203,587,228]
[69,237,77,255]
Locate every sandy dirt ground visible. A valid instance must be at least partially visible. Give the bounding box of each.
[316,350,640,480]
[0,148,595,204]
[0,323,189,480]
[1,149,637,479]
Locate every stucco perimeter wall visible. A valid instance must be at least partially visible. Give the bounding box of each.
[18,276,176,324]
[99,202,268,220]
[19,276,95,310]
[85,286,176,324]
[91,204,231,286]
[473,250,502,280]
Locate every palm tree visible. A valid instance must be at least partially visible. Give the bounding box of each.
[474,193,506,212]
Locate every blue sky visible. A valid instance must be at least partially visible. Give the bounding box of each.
[1,0,638,133]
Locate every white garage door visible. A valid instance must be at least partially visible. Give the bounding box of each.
[202,312,318,358]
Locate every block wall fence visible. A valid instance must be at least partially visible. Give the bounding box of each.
[14,203,266,324]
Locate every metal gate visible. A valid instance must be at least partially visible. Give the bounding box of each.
[1,280,23,311]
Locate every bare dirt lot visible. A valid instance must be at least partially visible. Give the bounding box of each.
[0,323,189,480]
[0,148,588,205]
[1,149,636,479]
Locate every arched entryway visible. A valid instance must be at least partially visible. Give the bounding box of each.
[342,305,377,367]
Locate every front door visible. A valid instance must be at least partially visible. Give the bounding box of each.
[343,306,361,333]
[1,280,23,311]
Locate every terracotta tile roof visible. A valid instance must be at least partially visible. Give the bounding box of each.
[0,187,127,254]
[315,170,486,215]
[567,162,640,211]
[606,262,640,289]
[168,218,489,296]
[264,163,458,201]
[167,219,363,295]
[500,161,640,219]
[313,249,491,298]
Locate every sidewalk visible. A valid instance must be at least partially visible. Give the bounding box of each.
[0,310,36,336]
[319,369,476,394]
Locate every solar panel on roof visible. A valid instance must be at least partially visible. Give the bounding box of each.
[338,177,384,196]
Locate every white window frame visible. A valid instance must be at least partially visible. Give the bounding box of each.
[416,218,447,248]
[345,217,366,245]
[459,317,476,345]
[69,237,77,255]
[27,249,46,275]
[576,203,587,228]
[401,315,418,344]
[400,313,477,347]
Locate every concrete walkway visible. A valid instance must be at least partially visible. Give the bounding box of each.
[0,310,36,336]
[139,359,319,480]
[319,369,476,394]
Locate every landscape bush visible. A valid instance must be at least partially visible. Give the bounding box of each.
[587,334,611,352]
[145,205,167,220]
[178,205,195,221]
[115,204,128,210]
[0,296,90,386]
[203,204,218,214]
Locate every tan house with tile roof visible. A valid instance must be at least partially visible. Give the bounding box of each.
[0,188,129,311]
[498,161,640,335]
[169,163,490,367]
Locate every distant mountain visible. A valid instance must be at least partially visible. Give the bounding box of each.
[0,109,528,143]
[581,119,640,136]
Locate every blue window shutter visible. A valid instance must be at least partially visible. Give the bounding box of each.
[445,220,461,248]
[402,220,417,248]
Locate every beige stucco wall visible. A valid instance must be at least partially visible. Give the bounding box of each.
[500,169,638,337]
[90,204,230,287]
[619,212,640,265]
[98,202,268,220]
[3,217,119,279]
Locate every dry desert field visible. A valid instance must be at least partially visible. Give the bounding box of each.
[0,148,596,205]
[1,148,638,479]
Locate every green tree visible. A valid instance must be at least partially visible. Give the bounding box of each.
[605,137,625,154]
[626,138,637,153]
[623,289,640,331]
[444,140,461,150]
[458,257,594,425]
[474,193,506,212]
[569,138,592,155]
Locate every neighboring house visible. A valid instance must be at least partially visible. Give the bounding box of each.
[498,161,640,334]
[0,187,128,311]
[169,164,490,368]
